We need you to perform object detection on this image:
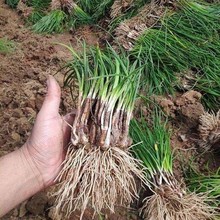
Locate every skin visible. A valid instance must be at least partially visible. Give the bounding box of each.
[0,76,74,217]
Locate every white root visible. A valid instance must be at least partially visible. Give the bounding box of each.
[53,146,145,219]
[142,184,216,220]
[198,110,220,151]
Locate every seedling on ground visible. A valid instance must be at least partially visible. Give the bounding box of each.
[130,111,216,220]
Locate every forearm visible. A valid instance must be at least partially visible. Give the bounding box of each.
[0,146,44,217]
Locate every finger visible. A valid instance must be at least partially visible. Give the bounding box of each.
[62,113,75,148]
[39,75,61,118]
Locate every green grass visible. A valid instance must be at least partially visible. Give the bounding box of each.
[32,10,67,33]
[130,110,173,181]
[26,10,46,24]
[76,0,114,22]
[63,43,142,113]
[0,38,15,54]
[68,3,93,28]
[26,0,51,10]
[129,0,220,110]
[186,168,220,207]
[5,0,19,8]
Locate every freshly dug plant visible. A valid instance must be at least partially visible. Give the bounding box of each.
[130,111,216,220]
[90,0,115,21]
[114,2,168,50]
[129,0,220,107]
[164,0,220,44]
[27,0,51,10]
[110,0,134,18]
[53,44,145,219]
[186,169,220,207]
[109,0,149,31]
[26,10,45,24]
[131,28,193,95]
[32,10,67,33]
[32,0,92,33]
[0,38,15,54]
[198,110,220,152]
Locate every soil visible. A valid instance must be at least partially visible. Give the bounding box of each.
[0,1,219,220]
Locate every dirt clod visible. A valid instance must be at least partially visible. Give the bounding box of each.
[26,192,48,215]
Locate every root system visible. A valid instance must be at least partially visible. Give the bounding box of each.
[198,111,220,152]
[143,184,215,220]
[54,146,144,219]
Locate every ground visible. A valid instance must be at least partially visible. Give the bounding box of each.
[0,1,219,219]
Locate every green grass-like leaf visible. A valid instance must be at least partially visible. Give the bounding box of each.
[32,10,67,33]
[68,3,93,28]
[62,42,142,112]
[5,0,19,8]
[130,110,173,179]
[130,0,220,110]
[26,0,51,10]
[26,10,46,24]
[186,169,220,207]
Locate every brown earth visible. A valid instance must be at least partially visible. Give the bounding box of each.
[0,1,219,220]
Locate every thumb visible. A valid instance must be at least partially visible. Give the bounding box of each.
[39,75,61,117]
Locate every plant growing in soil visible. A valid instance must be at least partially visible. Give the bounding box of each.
[0,38,15,54]
[53,43,145,219]
[130,111,216,220]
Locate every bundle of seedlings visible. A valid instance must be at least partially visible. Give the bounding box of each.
[130,111,216,220]
[131,28,195,95]
[0,38,15,54]
[164,0,220,43]
[78,0,115,23]
[197,110,220,152]
[53,43,145,219]
[23,0,51,23]
[31,0,92,33]
[114,1,168,50]
[129,0,220,107]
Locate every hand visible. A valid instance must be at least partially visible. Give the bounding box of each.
[22,75,74,187]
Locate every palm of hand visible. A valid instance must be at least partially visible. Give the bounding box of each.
[24,76,73,186]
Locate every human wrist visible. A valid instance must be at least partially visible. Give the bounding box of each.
[19,144,45,190]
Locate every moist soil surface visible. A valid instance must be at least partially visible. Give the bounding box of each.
[0,1,219,219]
